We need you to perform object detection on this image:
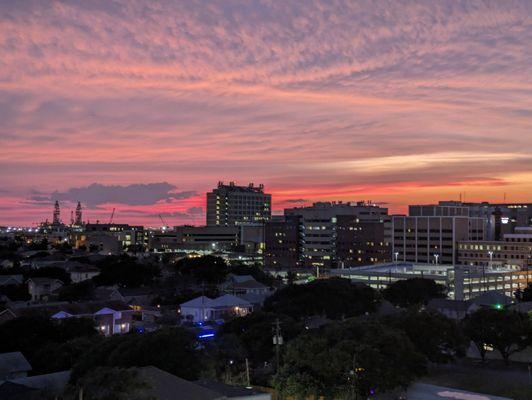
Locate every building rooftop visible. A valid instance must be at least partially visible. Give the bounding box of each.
[0,352,32,376]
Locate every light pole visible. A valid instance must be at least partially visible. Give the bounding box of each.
[394,251,399,264]
[488,250,493,265]
[434,254,439,265]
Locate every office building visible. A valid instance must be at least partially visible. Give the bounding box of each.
[206,181,271,226]
[437,201,532,240]
[457,227,532,269]
[265,201,391,269]
[392,213,486,265]
[331,261,532,300]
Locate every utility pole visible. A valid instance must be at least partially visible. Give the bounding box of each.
[245,357,251,388]
[272,318,283,373]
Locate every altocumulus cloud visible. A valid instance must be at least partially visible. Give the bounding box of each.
[30,183,196,207]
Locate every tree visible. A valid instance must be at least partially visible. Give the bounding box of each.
[220,311,303,365]
[274,319,426,398]
[384,310,466,363]
[72,328,201,382]
[463,308,531,364]
[64,367,154,400]
[263,278,379,319]
[93,255,160,287]
[0,316,97,372]
[175,255,228,284]
[58,280,95,301]
[0,284,30,301]
[382,278,446,308]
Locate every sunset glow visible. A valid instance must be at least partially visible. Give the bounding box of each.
[1,1,531,226]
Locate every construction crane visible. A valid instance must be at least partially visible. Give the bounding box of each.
[159,214,168,231]
[109,208,116,224]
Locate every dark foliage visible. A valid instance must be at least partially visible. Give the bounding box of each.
[58,280,95,301]
[220,311,303,364]
[175,255,228,284]
[275,319,426,398]
[0,316,97,373]
[93,255,160,287]
[72,328,201,382]
[384,310,467,363]
[0,284,31,301]
[382,278,446,307]
[263,278,379,319]
[463,308,532,364]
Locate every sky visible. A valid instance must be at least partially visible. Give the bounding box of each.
[0,0,531,227]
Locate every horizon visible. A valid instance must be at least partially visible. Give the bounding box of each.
[1,1,531,226]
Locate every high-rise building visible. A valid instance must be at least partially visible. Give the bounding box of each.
[391,214,486,265]
[435,201,532,240]
[52,201,61,225]
[265,201,391,269]
[206,181,271,226]
[75,201,83,225]
[457,227,532,269]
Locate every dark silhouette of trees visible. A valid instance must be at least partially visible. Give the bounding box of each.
[382,278,446,307]
[93,255,160,287]
[384,310,466,363]
[463,308,531,364]
[174,255,228,284]
[275,319,426,398]
[263,278,379,319]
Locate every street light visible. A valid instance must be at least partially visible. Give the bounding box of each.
[434,254,439,265]
[394,252,399,264]
[488,250,493,266]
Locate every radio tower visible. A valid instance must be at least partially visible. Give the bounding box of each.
[75,201,83,225]
[53,201,61,225]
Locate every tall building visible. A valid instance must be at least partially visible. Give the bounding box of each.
[392,214,486,265]
[52,201,61,225]
[457,227,532,269]
[206,181,271,226]
[265,201,391,269]
[75,201,83,225]
[437,201,532,240]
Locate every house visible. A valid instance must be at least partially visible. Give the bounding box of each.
[137,366,223,400]
[426,298,470,320]
[0,370,70,400]
[9,300,137,336]
[222,274,270,296]
[0,275,23,286]
[427,291,515,320]
[27,278,63,302]
[49,301,135,336]
[117,287,154,307]
[180,294,253,322]
[0,352,32,380]
[0,309,17,325]
[64,262,100,283]
[136,366,271,400]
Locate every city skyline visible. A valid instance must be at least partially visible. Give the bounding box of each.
[1,1,531,226]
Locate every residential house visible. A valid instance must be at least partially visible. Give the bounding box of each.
[0,275,23,286]
[0,352,31,380]
[0,370,70,400]
[8,300,136,336]
[136,366,272,400]
[27,278,63,302]
[64,262,100,283]
[180,294,253,322]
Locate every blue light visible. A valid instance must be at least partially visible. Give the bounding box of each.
[198,332,215,339]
